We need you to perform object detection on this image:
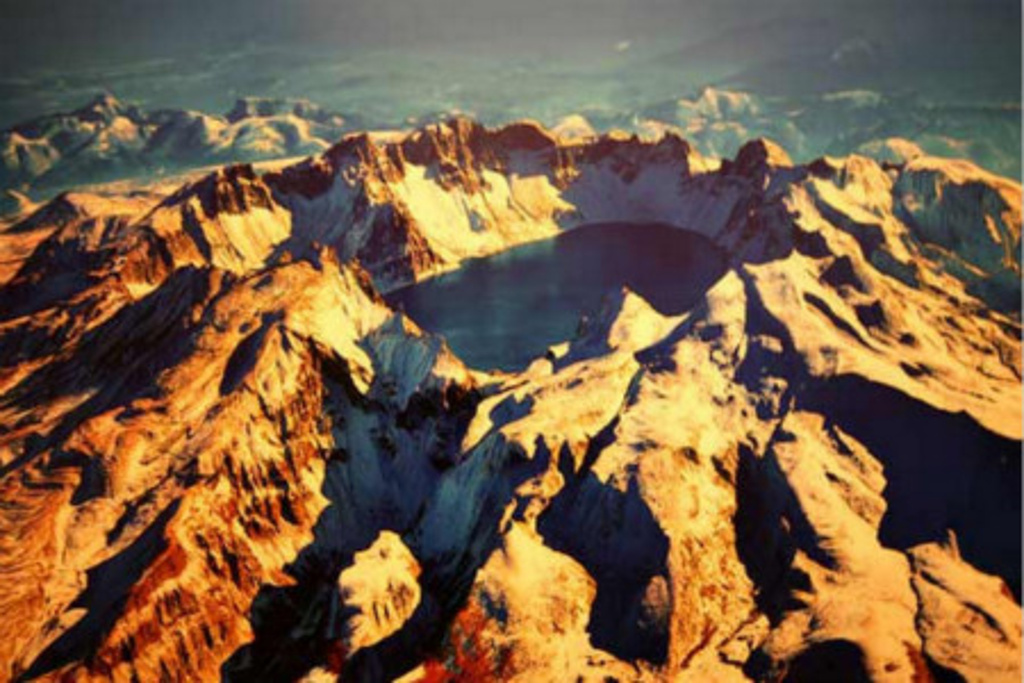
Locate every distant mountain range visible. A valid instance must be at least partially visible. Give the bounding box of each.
[636,87,1021,180]
[2,87,1018,215]
[0,94,361,202]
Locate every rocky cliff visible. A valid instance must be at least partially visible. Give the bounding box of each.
[0,118,1019,682]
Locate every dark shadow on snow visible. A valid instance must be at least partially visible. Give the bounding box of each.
[801,374,1022,599]
[537,428,671,665]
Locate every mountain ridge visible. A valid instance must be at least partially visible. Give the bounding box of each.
[4,89,1020,216]
[0,94,359,203]
[0,117,1019,681]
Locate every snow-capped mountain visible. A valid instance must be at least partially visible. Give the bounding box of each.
[4,86,1020,222]
[0,94,359,203]
[636,87,1022,180]
[0,118,1019,681]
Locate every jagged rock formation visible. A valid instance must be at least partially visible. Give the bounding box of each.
[0,118,1019,682]
[6,87,1020,218]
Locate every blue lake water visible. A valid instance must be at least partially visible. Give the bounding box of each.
[386,223,727,371]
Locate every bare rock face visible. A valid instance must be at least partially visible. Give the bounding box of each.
[262,119,711,291]
[0,118,1019,682]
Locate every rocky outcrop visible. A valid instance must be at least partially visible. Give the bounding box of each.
[263,119,709,290]
[0,119,1018,682]
[893,157,1022,311]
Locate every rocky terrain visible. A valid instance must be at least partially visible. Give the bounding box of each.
[4,86,1020,221]
[0,117,1020,682]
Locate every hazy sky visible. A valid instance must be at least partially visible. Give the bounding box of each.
[0,0,1018,130]
[1,0,1019,70]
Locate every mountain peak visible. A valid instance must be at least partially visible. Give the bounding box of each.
[74,92,126,122]
[734,137,793,174]
[0,189,34,220]
[492,119,559,151]
[165,163,275,220]
[0,116,1020,682]
[686,86,761,119]
[552,114,597,142]
[856,137,925,165]
[225,96,331,124]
